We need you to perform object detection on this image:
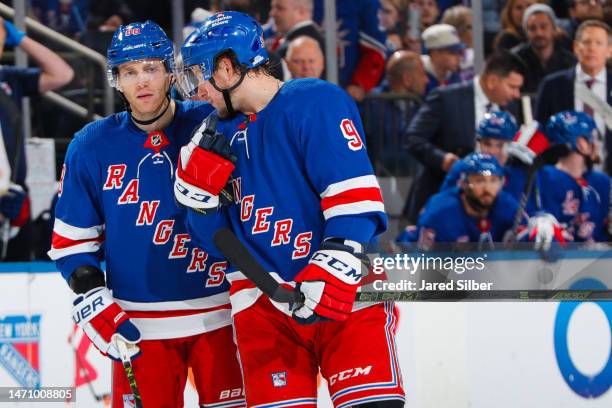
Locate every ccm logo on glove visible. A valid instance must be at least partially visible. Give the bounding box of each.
[309,251,362,284]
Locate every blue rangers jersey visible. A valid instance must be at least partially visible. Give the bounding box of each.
[399,186,519,248]
[537,165,610,242]
[49,100,232,340]
[186,79,387,314]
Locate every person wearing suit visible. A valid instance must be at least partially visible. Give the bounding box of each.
[403,50,526,223]
[535,19,612,173]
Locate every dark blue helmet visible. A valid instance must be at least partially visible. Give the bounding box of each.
[461,153,505,178]
[546,110,597,150]
[180,11,268,80]
[106,21,174,87]
[476,111,518,141]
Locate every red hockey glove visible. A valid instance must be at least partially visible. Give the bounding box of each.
[507,122,549,165]
[292,239,368,324]
[175,115,236,213]
[72,287,141,361]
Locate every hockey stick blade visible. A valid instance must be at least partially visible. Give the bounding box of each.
[214,228,304,304]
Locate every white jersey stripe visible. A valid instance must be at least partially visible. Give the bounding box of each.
[116,291,230,311]
[320,175,380,198]
[47,241,101,260]
[132,308,231,340]
[323,201,385,219]
[52,218,104,240]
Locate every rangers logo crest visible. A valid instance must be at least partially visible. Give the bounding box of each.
[123,393,136,407]
[0,315,41,388]
[271,371,287,387]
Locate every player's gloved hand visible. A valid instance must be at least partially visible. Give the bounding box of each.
[292,239,368,324]
[72,287,141,361]
[528,212,568,251]
[507,122,549,166]
[174,114,237,214]
[0,184,27,221]
[2,19,25,47]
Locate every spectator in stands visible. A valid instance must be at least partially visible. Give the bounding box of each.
[536,19,612,173]
[403,50,525,223]
[30,0,89,37]
[442,5,474,80]
[562,0,605,40]
[411,0,440,30]
[421,24,464,94]
[363,50,428,163]
[0,17,73,260]
[512,4,577,94]
[269,0,324,58]
[313,0,387,101]
[494,0,535,50]
[378,0,411,52]
[285,35,325,78]
[183,7,213,39]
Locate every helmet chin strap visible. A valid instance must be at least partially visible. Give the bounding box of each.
[209,67,247,119]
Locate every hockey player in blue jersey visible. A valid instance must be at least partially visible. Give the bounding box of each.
[401,154,520,248]
[399,152,565,248]
[441,110,518,191]
[48,21,244,407]
[538,111,610,242]
[174,11,404,408]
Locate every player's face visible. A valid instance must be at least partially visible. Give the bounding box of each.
[488,72,523,106]
[574,26,612,75]
[479,138,509,165]
[465,174,502,208]
[117,59,171,117]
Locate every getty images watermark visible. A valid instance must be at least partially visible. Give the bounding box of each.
[369,253,493,291]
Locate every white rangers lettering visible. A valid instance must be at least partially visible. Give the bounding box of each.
[252,207,274,234]
[118,179,139,204]
[271,219,293,246]
[187,248,209,273]
[103,164,127,190]
[169,234,191,258]
[241,195,255,221]
[136,200,160,226]
[232,177,242,203]
[292,231,312,259]
[153,220,174,245]
[206,261,227,287]
[58,164,66,197]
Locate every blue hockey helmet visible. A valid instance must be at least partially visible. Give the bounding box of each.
[106,21,174,88]
[461,153,505,178]
[476,111,519,141]
[545,110,597,150]
[179,11,268,93]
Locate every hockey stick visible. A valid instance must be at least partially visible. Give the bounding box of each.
[115,339,143,408]
[213,228,304,305]
[509,143,571,241]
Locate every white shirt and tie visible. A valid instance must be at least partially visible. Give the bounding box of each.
[473,76,499,128]
[574,65,607,166]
